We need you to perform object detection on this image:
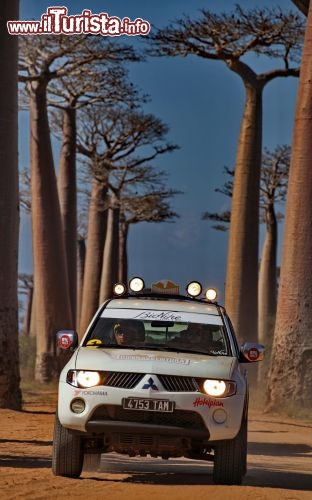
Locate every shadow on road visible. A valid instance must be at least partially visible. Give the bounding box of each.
[0,452,311,492]
[21,409,55,415]
[248,441,312,457]
[0,455,51,468]
[84,462,312,492]
[89,454,312,491]
[0,438,52,446]
[244,467,312,491]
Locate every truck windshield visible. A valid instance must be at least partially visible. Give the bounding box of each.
[83,316,229,356]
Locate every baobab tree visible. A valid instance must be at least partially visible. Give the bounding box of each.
[266,1,312,410]
[76,102,131,335]
[0,0,21,409]
[147,6,304,347]
[18,274,33,338]
[100,164,181,302]
[203,146,290,353]
[77,102,178,331]
[118,188,180,283]
[49,64,138,326]
[78,175,109,337]
[18,34,140,381]
[257,147,290,358]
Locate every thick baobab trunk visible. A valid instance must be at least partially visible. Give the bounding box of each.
[79,179,108,335]
[118,216,128,283]
[21,285,34,337]
[77,236,86,336]
[29,286,37,338]
[266,4,312,410]
[57,106,77,327]
[225,83,262,347]
[258,203,278,382]
[99,205,120,304]
[29,84,72,382]
[0,0,22,409]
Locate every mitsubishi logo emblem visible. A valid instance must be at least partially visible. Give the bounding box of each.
[142,376,158,390]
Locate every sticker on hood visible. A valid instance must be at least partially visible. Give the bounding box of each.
[113,353,190,365]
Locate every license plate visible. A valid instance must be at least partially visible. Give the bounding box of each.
[122,397,175,412]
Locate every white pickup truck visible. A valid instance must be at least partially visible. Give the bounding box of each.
[52,278,264,485]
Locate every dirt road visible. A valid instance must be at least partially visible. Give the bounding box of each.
[0,391,311,499]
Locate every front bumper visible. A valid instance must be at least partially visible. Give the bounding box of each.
[58,381,245,441]
[85,419,209,438]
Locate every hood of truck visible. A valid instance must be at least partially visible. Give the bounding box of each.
[72,346,235,379]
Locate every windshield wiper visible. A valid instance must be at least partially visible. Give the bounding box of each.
[135,344,219,356]
[92,344,220,355]
[164,346,218,356]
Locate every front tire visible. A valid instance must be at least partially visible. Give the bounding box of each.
[213,415,247,485]
[52,413,84,478]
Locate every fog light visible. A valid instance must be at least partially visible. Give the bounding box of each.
[129,277,145,292]
[186,281,202,297]
[212,408,227,424]
[113,283,126,296]
[205,288,217,301]
[70,398,86,414]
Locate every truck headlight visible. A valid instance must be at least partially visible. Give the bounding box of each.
[67,370,102,388]
[203,379,236,397]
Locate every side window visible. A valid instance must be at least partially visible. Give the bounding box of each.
[223,314,240,357]
[85,318,116,345]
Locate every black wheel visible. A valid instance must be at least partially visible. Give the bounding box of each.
[213,415,247,485]
[52,413,84,478]
[240,415,248,476]
[83,453,101,471]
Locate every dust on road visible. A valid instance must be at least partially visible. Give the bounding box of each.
[0,391,311,499]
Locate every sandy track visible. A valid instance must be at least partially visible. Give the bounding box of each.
[0,393,311,499]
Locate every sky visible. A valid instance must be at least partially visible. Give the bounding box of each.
[18,0,300,302]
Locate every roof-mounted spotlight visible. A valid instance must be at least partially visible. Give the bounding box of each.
[205,288,217,301]
[129,277,145,293]
[186,281,202,298]
[113,282,127,296]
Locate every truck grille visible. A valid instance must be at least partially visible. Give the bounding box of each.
[103,372,144,389]
[92,405,206,430]
[158,375,199,392]
[102,372,200,392]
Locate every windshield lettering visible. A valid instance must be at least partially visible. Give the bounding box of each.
[134,311,182,321]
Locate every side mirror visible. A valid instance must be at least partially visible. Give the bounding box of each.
[57,330,78,350]
[240,342,265,363]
